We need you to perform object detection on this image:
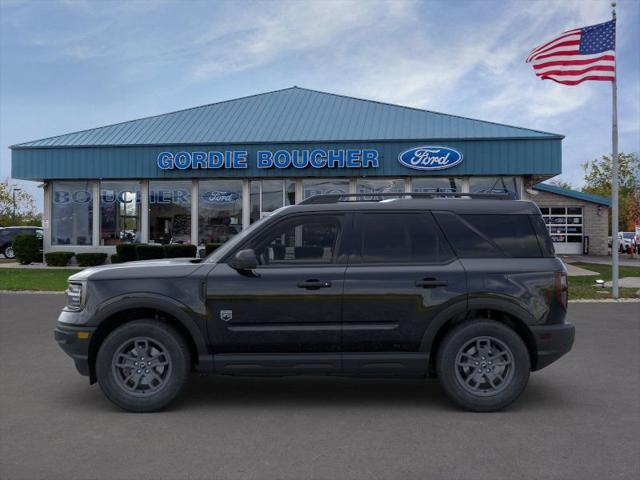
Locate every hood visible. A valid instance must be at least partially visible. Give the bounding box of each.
[68,258,206,282]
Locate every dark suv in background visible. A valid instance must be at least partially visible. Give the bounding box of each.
[0,226,43,259]
[54,193,574,412]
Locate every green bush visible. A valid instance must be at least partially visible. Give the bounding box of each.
[163,244,197,258]
[205,243,224,256]
[75,253,108,267]
[115,243,138,262]
[110,254,122,264]
[12,234,41,265]
[45,252,75,267]
[135,245,164,260]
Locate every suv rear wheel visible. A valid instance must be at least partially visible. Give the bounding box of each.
[96,320,190,412]
[436,319,530,412]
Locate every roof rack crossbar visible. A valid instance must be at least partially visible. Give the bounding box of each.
[299,192,514,205]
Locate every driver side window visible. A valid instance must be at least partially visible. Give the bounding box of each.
[249,215,342,265]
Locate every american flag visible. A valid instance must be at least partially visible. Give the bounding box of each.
[526,19,616,85]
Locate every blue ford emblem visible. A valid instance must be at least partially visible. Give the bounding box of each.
[398,146,463,171]
[201,191,240,203]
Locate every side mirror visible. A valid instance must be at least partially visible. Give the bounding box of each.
[231,249,258,271]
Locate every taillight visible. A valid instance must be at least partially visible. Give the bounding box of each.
[555,271,568,309]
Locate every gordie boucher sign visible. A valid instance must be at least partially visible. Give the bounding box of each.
[156,146,463,171]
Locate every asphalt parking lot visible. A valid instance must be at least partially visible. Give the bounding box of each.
[1,294,638,480]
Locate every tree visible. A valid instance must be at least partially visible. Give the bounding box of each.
[0,180,41,227]
[547,178,573,190]
[582,153,640,231]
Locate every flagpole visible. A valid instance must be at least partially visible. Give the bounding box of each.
[611,1,619,298]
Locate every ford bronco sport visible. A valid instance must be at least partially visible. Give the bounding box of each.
[55,193,574,412]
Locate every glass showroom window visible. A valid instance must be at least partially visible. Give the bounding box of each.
[356,178,405,195]
[303,179,349,199]
[198,180,243,245]
[249,180,295,223]
[149,181,192,244]
[51,181,93,245]
[469,177,519,198]
[412,177,461,194]
[100,181,141,245]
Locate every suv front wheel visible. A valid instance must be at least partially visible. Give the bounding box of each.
[96,320,190,412]
[3,244,15,259]
[436,320,530,412]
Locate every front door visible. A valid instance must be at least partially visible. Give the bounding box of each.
[341,211,467,373]
[206,213,348,367]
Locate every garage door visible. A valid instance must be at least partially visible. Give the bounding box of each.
[540,207,583,254]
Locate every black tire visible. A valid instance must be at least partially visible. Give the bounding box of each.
[436,320,530,412]
[96,320,190,412]
[3,244,15,259]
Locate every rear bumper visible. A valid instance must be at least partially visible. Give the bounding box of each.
[54,323,95,377]
[530,322,575,371]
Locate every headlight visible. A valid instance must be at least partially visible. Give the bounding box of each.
[65,282,84,311]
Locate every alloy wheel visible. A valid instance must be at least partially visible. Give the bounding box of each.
[454,336,515,397]
[111,336,172,397]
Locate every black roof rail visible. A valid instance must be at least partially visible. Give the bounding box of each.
[298,192,514,205]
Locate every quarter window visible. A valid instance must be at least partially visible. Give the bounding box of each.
[434,212,543,258]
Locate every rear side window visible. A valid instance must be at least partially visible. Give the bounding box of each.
[434,212,543,258]
[529,214,555,257]
[355,212,454,263]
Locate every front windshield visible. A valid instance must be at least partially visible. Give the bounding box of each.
[622,233,634,239]
[205,215,270,263]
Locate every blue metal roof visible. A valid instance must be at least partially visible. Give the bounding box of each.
[533,183,611,206]
[12,87,562,148]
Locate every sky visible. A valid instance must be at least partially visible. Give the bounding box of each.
[1,0,639,211]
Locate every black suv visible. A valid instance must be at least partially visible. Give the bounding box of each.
[0,226,43,259]
[54,194,574,412]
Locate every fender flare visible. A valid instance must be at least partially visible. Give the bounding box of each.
[90,293,209,360]
[419,295,535,353]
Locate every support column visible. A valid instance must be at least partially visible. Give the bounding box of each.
[191,180,199,245]
[242,180,250,230]
[92,181,100,246]
[295,179,303,203]
[404,178,412,193]
[461,177,470,194]
[349,178,357,194]
[140,180,149,243]
[43,182,52,252]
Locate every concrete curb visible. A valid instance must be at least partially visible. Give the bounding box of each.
[0,290,65,295]
[569,298,640,303]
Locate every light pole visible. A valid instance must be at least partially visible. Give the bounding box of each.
[12,187,22,224]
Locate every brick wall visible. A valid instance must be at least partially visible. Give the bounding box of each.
[531,190,609,256]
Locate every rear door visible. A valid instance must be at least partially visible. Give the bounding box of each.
[341,211,466,372]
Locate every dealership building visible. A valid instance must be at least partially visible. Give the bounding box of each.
[10,87,611,257]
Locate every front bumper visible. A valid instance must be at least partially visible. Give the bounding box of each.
[54,323,95,377]
[530,322,575,371]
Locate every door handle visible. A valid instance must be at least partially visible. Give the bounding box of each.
[415,278,448,288]
[297,279,332,290]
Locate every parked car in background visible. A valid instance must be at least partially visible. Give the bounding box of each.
[620,232,635,253]
[0,226,43,259]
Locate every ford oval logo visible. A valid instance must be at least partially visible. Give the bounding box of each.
[200,191,240,203]
[398,146,463,171]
